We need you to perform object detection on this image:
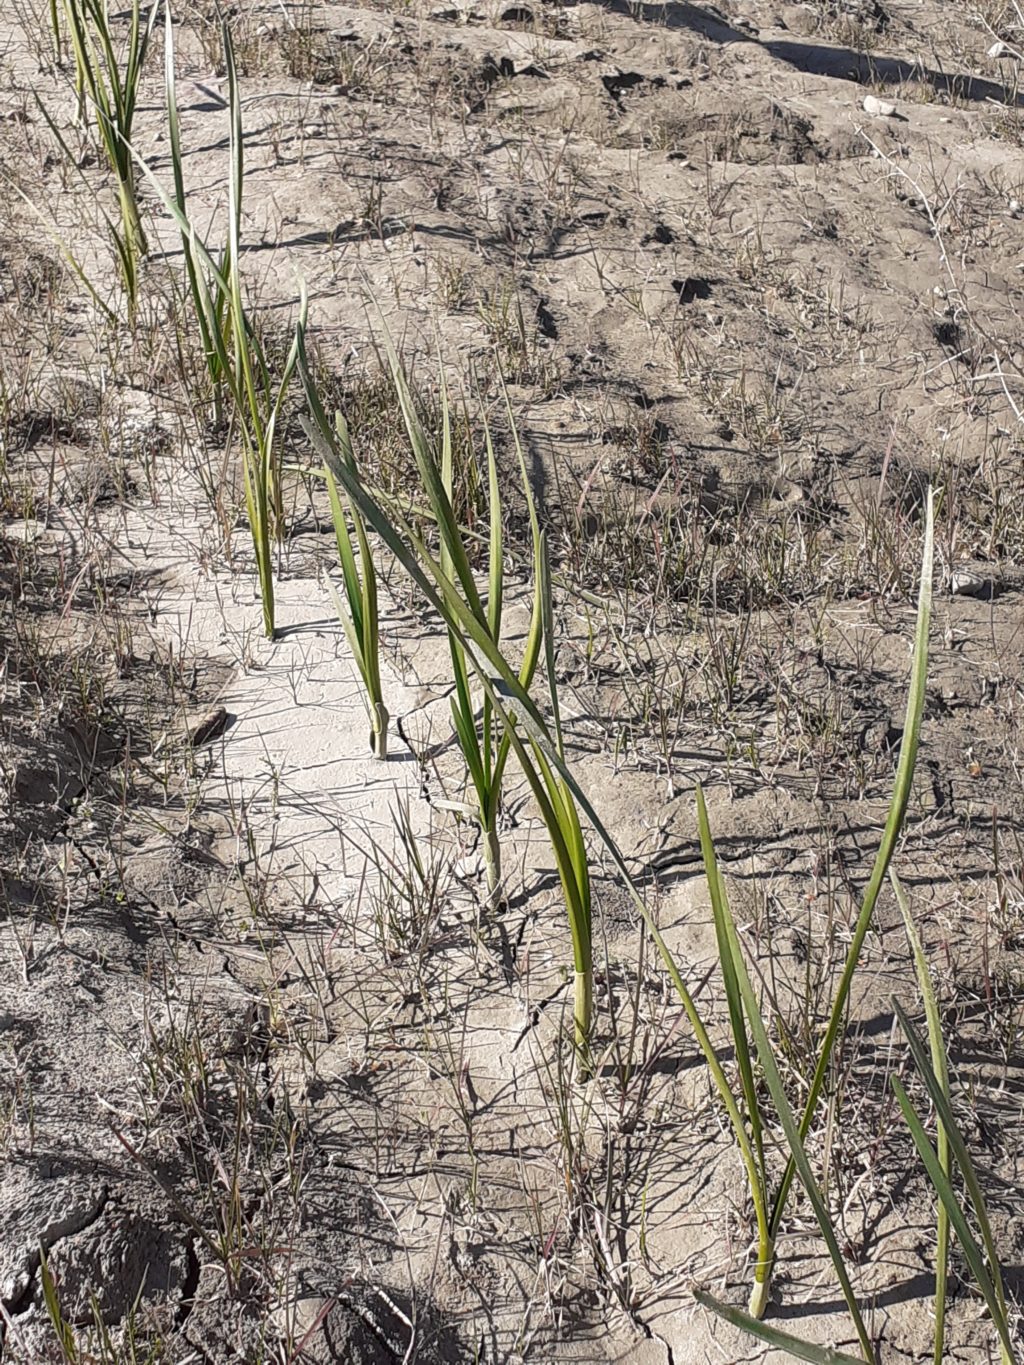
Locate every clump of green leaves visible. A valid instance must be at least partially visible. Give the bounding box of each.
[160,13,298,636]
[694,492,933,1347]
[296,296,389,757]
[314,331,595,1053]
[892,873,1017,1365]
[56,0,156,308]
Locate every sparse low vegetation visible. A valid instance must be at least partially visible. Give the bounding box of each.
[2,1,1023,1363]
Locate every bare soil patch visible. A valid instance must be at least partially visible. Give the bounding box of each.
[2,1,1024,1362]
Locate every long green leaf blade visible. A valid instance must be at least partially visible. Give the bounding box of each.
[695,1291,866,1365]
[891,872,949,1365]
[891,1075,1017,1364]
[770,490,934,1239]
[892,999,1014,1357]
[700,805,874,1361]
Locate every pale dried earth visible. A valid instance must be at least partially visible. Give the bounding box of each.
[1,0,1024,1362]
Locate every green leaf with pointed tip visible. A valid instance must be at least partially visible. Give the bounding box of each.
[891,1073,1016,1365]
[695,1292,867,1365]
[295,294,385,741]
[770,490,934,1241]
[891,872,950,1365]
[697,793,873,1363]
[892,999,1015,1364]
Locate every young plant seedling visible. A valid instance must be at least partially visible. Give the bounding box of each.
[686,493,932,1335]
[155,11,299,637]
[313,327,597,1053]
[165,2,230,426]
[55,0,156,309]
[752,488,934,1311]
[892,873,1017,1365]
[892,870,951,1365]
[295,294,389,758]
[379,335,546,912]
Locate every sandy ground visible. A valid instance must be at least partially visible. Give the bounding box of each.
[2,0,1024,1361]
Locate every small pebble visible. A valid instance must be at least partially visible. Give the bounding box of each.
[780,4,818,34]
[950,569,991,599]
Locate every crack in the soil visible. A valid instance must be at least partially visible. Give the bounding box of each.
[2,1183,110,1320]
[175,1236,201,1330]
[636,1315,675,1365]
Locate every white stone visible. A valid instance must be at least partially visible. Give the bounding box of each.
[950,569,990,598]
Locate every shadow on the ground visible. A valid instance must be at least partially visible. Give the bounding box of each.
[566,0,1024,108]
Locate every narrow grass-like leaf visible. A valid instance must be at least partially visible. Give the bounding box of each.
[383,332,483,618]
[696,787,771,1313]
[535,537,591,1052]
[768,490,934,1250]
[697,788,873,1362]
[57,0,155,307]
[892,999,1016,1363]
[165,2,225,419]
[152,15,299,636]
[891,872,949,1364]
[371,336,543,901]
[39,1250,77,1362]
[891,1077,1016,1364]
[694,1291,866,1365]
[295,291,388,754]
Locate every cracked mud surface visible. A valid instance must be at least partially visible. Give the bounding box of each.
[2,0,1024,1361]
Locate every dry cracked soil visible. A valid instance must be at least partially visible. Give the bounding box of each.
[2,0,1024,1362]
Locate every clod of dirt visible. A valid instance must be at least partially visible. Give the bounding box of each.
[641,223,675,246]
[185,705,230,748]
[182,1263,268,1362]
[326,1285,466,1365]
[950,569,996,599]
[672,277,712,305]
[42,1202,190,1325]
[842,0,890,30]
[9,735,86,811]
[274,1282,468,1363]
[652,101,820,165]
[0,1166,107,1312]
[535,299,558,339]
[780,3,820,34]
[8,718,118,817]
[602,69,664,104]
